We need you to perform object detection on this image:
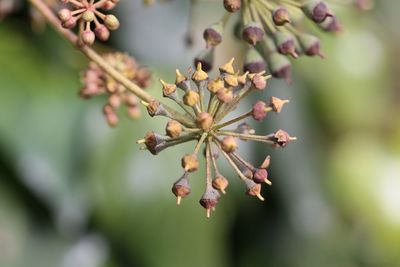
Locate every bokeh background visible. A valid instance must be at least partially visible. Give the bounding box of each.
[1,1,400,267]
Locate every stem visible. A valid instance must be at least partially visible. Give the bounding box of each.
[213,111,252,130]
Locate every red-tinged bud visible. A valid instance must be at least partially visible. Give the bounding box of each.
[81,30,95,45]
[203,22,223,47]
[302,1,332,23]
[242,22,264,46]
[194,49,214,72]
[319,15,343,33]
[166,120,182,138]
[267,129,296,148]
[103,105,119,127]
[221,136,238,153]
[252,101,268,121]
[127,106,140,119]
[223,0,241,12]
[182,154,199,172]
[274,32,298,58]
[146,100,169,117]
[95,25,110,41]
[216,88,234,103]
[272,7,290,26]
[102,1,117,10]
[104,14,120,30]
[172,172,191,205]
[108,94,121,108]
[58,8,71,22]
[199,185,221,218]
[244,48,266,74]
[251,73,268,90]
[253,168,271,185]
[212,175,229,194]
[244,179,264,201]
[267,52,292,83]
[196,112,213,131]
[124,94,139,107]
[62,17,78,29]
[297,33,324,58]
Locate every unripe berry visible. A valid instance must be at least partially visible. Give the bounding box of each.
[58,8,71,22]
[104,15,120,30]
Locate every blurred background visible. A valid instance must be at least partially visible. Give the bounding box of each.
[1,1,400,267]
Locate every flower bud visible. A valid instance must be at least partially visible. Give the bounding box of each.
[219,58,235,75]
[244,48,266,74]
[223,74,238,87]
[269,96,289,113]
[172,172,191,205]
[141,131,167,155]
[223,0,241,12]
[175,69,190,90]
[104,14,120,30]
[272,7,290,26]
[267,52,292,83]
[166,120,182,138]
[108,94,121,108]
[182,154,199,172]
[192,63,208,82]
[183,90,200,106]
[216,88,233,103]
[267,129,296,148]
[203,22,223,47]
[160,79,177,97]
[199,185,221,218]
[244,179,264,201]
[194,49,214,73]
[207,78,224,94]
[221,136,238,153]
[253,168,271,185]
[102,0,117,10]
[146,100,169,117]
[81,30,95,45]
[252,101,269,121]
[62,17,78,29]
[58,8,71,22]
[127,106,140,119]
[242,21,264,45]
[196,112,213,131]
[95,25,110,41]
[212,175,229,194]
[82,10,95,22]
[274,32,298,58]
[302,1,332,23]
[297,33,324,58]
[251,73,268,90]
[103,105,119,127]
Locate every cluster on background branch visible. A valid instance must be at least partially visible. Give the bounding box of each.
[1,0,371,217]
[192,0,374,82]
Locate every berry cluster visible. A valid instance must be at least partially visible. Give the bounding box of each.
[58,0,120,45]
[136,59,295,218]
[80,52,151,126]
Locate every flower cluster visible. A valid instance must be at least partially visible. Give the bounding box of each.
[58,0,120,46]
[136,59,295,218]
[198,0,373,82]
[80,52,151,127]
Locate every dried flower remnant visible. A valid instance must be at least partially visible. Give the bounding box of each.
[136,59,296,218]
[58,0,120,45]
[80,52,151,127]
[186,0,373,82]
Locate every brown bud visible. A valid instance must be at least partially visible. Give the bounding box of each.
[270,96,289,113]
[268,129,296,148]
[199,185,221,218]
[272,7,290,26]
[242,22,264,46]
[166,120,182,138]
[160,79,177,97]
[212,175,229,194]
[172,172,191,205]
[253,168,271,185]
[244,179,264,201]
[146,100,168,117]
[142,131,166,155]
[181,154,199,172]
[223,0,241,12]
[221,136,238,153]
[196,112,213,131]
